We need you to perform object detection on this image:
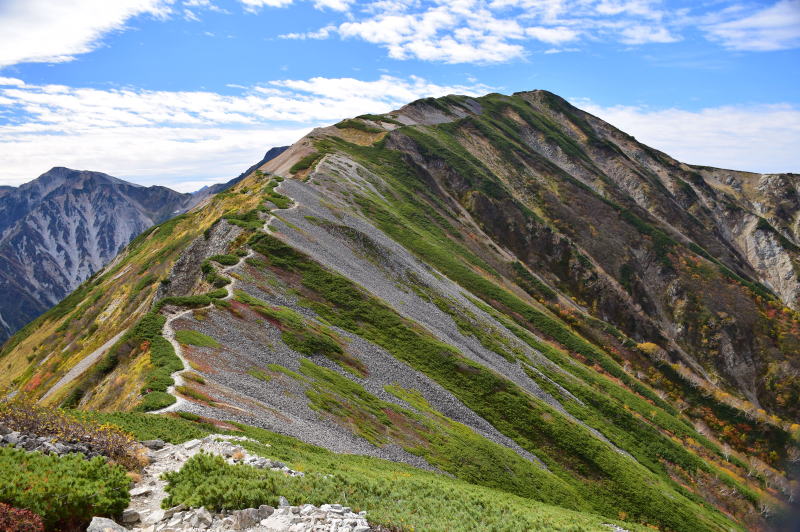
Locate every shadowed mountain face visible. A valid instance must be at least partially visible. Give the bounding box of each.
[0,168,196,343]
[0,149,291,344]
[2,91,799,531]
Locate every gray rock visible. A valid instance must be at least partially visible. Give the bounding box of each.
[147,509,165,524]
[232,507,261,529]
[130,486,153,497]
[183,439,201,450]
[258,504,275,519]
[87,517,127,532]
[163,504,186,520]
[300,504,315,516]
[190,507,213,528]
[41,441,58,454]
[53,442,69,454]
[142,439,166,450]
[121,509,141,523]
[279,495,289,507]
[4,431,20,445]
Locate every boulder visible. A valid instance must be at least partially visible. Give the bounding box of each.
[87,517,127,532]
[121,509,141,524]
[257,504,275,519]
[231,507,260,529]
[4,431,20,445]
[141,439,166,450]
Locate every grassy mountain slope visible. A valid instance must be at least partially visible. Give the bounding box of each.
[2,90,799,531]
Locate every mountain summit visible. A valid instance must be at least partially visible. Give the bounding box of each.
[2,90,798,531]
[0,167,198,343]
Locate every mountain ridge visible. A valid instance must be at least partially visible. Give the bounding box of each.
[2,89,798,531]
[0,153,289,344]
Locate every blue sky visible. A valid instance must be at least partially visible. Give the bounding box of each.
[0,0,798,191]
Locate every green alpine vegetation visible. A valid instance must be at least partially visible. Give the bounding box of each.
[1,89,798,532]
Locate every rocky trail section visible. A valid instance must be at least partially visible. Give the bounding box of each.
[153,249,255,415]
[114,434,373,532]
[155,177,562,469]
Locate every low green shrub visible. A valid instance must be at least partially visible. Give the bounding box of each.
[175,329,220,348]
[161,448,640,532]
[289,153,322,174]
[0,447,129,530]
[247,368,272,382]
[155,295,213,311]
[183,372,206,384]
[136,391,176,412]
[334,119,382,133]
[210,254,239,266]
[176,386,214,404]
[222,209,264,230]
[80,411,211,443]
[139,332,183,411]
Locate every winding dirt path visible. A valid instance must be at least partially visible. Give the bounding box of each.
[151,180,299,415]
[151,249,255,414]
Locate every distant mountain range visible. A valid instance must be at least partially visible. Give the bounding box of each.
[0,146,287,343]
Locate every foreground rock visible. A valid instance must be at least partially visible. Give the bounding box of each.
[107,434,373,532]
[0,423,108,459]
[88,517,128,532]
[129,502,370,531]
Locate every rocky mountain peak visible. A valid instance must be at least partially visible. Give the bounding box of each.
[1,91,798,532]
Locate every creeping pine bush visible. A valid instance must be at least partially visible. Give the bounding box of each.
[175,329,220,348]
[0,502,44,532]
[0,398,139,470]
[209,254,239,266]
[79,411,211,444]
[162,453,286,511]
[0,447,129,531]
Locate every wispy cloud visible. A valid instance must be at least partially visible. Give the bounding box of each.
[278,0,693,64]
[576,100,800,173]
[0,0,173,67]
[704,0,800,51]
[0,75,489,188]
[2,0,796,69]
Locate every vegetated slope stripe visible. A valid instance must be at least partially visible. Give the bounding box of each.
[151,249,256,414]
[40,331,126,402]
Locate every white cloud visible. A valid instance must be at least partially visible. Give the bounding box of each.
[0,0,173,67]
[238,0,352,11]
[287,0,692,64]
[270,0,800,64]
[705,0,800,51]
[576,100,800,173]
[618,23,679,44]
[0,77,25,86]
[280,25,336,39]
[0,75,488,188]
[526,26,580,44]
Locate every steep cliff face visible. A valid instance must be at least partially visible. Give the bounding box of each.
[0,168,196,343]
[2,91,799,531]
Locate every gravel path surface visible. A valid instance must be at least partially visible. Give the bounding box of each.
[152,248,255,415]
[147,164,631,469]
[41,331,126,402]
